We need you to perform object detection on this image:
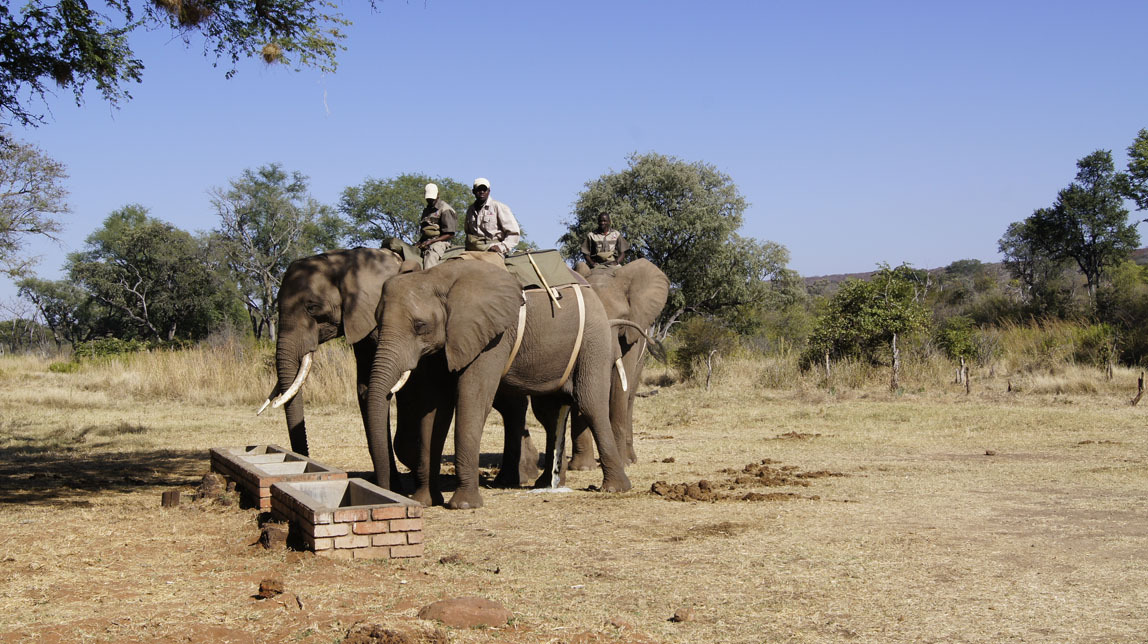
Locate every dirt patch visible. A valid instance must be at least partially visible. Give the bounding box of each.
[343,623,450,644]
[770,431,822,440]
[649,459,844,502]
[1076,440,1121,446]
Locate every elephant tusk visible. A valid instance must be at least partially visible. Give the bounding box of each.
[615,358,628,392]
[390,370,412,394]
[255,398,271,416]
[270,352,314,409]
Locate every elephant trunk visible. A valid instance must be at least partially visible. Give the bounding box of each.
[275,335,315,456]
[366,337,417,490]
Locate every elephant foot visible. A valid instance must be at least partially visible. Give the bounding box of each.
[491,470,522,488]
[600,472,632,493]
[532,471,566,489]
[567,453,598,471]
[446,488,484,510]
[410,487,444,507]
[627,446,638,465]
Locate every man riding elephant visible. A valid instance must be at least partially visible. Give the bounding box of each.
[415,182,458,269]
[580,212,630,270]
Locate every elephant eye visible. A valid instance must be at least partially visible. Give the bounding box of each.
[413,320,430,336]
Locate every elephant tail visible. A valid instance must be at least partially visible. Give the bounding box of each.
[608,319,667,364]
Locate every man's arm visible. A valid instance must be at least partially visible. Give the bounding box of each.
[493,203,521,254]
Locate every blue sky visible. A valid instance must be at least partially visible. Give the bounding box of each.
[3,0,1147,308]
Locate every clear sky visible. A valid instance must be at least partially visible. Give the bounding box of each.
[3,0,1147,309]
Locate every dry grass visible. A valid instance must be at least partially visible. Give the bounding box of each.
[1,347,1147,643]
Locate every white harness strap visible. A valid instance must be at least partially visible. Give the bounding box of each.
[556,285,585,389]
[503,285,586,387]
[501,302,528,377]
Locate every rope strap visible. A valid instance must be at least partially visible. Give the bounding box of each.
[556,285,585,389]
[501,302,528,377]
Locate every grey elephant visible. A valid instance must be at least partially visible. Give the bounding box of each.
[366,258,632,509]
[259,248,408,469]
[569,258,670,469]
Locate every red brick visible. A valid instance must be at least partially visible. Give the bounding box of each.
[372,506,406,520]
[321,549,354,559]
[390,543,424,558]
[334,508,370,523]
[406,530,424,544]
[352,547,391,560]
[308,536,334,551]
[311,523,349,538]
[389,518,423,532]
[334,533,371,549]
[372,532,406,547]
[352,521,388,535]
[406,505,424,518]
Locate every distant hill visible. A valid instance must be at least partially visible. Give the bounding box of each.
[803,247,1148,290]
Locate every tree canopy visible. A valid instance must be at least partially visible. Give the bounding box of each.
[0,137,67,277]
[67,204,238,341]
[0,0,361,128]
[211,163,341,340]
[561,151,789,328]
[339,173,471,247]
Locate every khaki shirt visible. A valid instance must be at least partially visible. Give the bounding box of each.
[464,198,521,254]
[419,199,458,241]
[581,229,630,265]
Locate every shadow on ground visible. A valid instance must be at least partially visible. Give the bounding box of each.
[0,445,207,506]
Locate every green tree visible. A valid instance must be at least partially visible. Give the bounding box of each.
[212,163,341,340]
[0,0,360,128]
[561,152,789,329]
[1124,128,1148,212]
[339,173,471,246]
[1027,150,1138,310]
[805,264,930,367]
[998,217,1074,316]
[16,276,93,347]
[67,204,235,341]
[0,138,67,277]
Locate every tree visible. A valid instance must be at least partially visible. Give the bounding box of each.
[0,138,67,277]
[1027,150,1138,310]
[16,276,93,347]
[1125,128,1148,212]
[212,163,341,340]
[805,264,930,369]
[998,217,1074,315]
[1,0,361,128]
[339,174,472,247]
[561,152,789,329]
[67,204,235,341]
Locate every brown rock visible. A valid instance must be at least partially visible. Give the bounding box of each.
[344,624,448,644]
[670,606,696,623]
[196,472,226,500]
[256,577,284,599]
[417,596,512,628]
[260,523,289,550]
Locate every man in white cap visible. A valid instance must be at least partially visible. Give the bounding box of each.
[464,177,520,256]
[415,182,458,268]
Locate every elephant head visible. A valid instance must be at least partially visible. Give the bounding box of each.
[260,247,402,456]
[363,259,524,488]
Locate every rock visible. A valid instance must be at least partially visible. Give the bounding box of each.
[608,617,636,631]
[344,624,449,644]
[670,606,696,623]
[256,578,284,599]
[195,472,226,501]
[260,523,289,549]
[417,596,512,628]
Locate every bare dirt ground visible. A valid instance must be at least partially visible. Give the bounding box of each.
[2,364,1147,643]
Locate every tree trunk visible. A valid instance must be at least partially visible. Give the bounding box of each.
[890,333,900,392]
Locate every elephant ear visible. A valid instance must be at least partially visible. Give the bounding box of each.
[342,248,398,344]
[621,259,670,345]
[444,262,524,372]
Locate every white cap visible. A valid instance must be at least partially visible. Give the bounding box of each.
[424,183,438,199]
[473,177,491,189]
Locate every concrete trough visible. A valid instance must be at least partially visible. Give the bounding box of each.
[271,478,424,559]
[209,445,346,510]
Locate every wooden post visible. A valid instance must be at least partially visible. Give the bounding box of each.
[161,491,180,507]
[964,364,970,395]
[890,333,900,392]
[824,351,831,381]
[1131,372,1144,406]
[705,350,719,391]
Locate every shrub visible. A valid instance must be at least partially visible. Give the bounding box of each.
[670,317,739,382]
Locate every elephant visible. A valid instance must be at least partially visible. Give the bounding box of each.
[365,257,632,509]
[568,259,670,469]
[258,247,408,464]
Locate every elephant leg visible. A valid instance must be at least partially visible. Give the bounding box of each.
[611,366,637,464]
[574,387,632,494]
[491,393,538,488]
[568,411,598,471]
[530,395,570,488]
[447,364,501,510]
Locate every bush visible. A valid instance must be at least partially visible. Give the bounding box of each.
[48,361,80,373]
[670,317,739,382]
[73,337,194,360]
